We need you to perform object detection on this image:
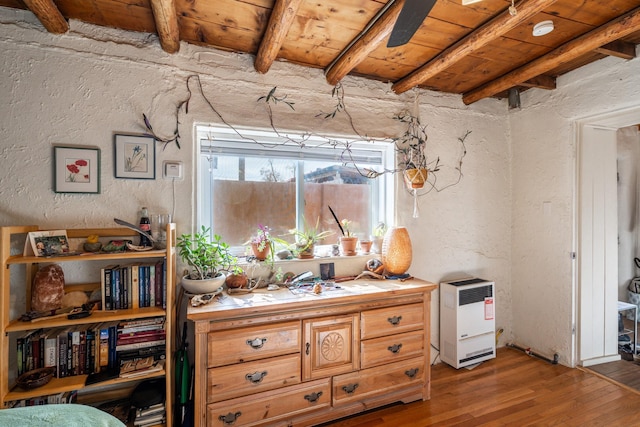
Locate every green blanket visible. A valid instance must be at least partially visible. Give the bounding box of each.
[0,404,126,427]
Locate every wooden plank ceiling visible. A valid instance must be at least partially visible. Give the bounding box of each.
[3,0,640,104]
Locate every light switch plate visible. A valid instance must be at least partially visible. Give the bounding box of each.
[163,161,183,179]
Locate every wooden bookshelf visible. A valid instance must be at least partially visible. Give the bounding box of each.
[0,224,176,427]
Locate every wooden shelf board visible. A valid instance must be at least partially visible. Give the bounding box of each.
[7,249,168,265]
[4,369,166,403]
[6,306,167,332]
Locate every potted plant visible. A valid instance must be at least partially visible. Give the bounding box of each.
[225,265,248,289]
[339,218,358,256]
[177,226,237,294]
[288,217,334,259]
[245,224,273,262]
[394,111,431,190]
[371,222,387,254]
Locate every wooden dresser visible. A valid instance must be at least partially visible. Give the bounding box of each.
[187,278,437,427]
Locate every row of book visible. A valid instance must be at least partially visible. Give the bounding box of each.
[101,260,167,310]
[8,390,77,408]
[16,317,166,381]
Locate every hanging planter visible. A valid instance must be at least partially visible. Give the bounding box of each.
[403,168,428,190]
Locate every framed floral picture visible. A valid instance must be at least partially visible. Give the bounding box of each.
[114,134,156,179]
[54,146,101,193]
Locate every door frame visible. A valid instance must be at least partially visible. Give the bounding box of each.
[575,106,640,366]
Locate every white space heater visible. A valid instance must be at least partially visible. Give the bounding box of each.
[440,278,496,368]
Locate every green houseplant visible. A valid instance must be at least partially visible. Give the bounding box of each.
[177,226,237,294]
[288,217,334,259]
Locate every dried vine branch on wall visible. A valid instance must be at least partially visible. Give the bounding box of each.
[142,74,471,196]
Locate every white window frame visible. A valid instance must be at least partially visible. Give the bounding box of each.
[196,124,395,244]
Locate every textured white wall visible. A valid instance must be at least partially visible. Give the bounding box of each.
[510,50,640,365]
[0,7,512,361]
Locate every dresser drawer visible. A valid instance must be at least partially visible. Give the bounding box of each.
[360,303,424,339]
[206,378,330,427]
[208,321,300,367]
[207,354,301,403]
[361,330,424,369]
[332,356,425,405]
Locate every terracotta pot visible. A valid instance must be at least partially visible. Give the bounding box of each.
[225,272,248,289]
[251,241,271,261]
[360,240,372,254]
[381,226,412,275]
[340,236,358,256]
[403,168,428,189]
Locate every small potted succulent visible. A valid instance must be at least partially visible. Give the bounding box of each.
[338,218,358,256]
[288,217,334,259]
[371,222,387,254]
[177,226,237,294]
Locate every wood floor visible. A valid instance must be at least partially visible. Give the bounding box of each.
[319,348,640,426]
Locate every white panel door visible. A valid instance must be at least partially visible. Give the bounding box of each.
[578,125,619,363]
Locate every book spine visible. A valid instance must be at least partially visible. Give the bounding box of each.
[155,260,163,308]
[117,331,166,345]
[85,329,96,374]
[116,339,166,352]
[162,258,167,309]
[79,330,86,375]
[108,325,117,370]
[149,264,156,307]
[16,338,24,376]
[139,266,146,308]
[57,333,68,378]
[118,316,165,329]
[103,268,113,310]
[113,269,121,310]
[99,327,109,369]
[44,336,57,368]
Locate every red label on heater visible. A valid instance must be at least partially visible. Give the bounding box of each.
[485,297,494,320]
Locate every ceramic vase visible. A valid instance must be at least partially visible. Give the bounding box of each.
[381,226,412,275]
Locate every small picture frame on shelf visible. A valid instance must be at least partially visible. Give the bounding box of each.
[54,146,100,194]
[24,230,71,257]
[114,134,156,179]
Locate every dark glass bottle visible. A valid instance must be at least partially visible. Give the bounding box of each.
[139,207,152,247]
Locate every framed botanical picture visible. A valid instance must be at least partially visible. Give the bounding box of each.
[54,146,101,194]
[114,134,156,179]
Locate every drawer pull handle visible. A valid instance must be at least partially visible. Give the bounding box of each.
[342,383,359,394]
[388,343,403,354]
[245,370,268,384]
[387,315,402,326]
[306,342,310,355]
[246,337,267,349]
[218,411,242,425]
[304,391,323,403]
[405,368,419,378]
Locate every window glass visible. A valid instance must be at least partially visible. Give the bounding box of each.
[197,126,394,252]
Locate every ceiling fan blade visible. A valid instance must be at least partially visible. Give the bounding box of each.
[387,0,437,48]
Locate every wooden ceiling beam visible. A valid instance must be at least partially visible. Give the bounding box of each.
[149,0,180,54]
[255,0,304,73]
[22,0,68,34]
[392,0,558,94]
[325,0,404,86]
[594,40,636,60]
[463,6,640,105]
[520,75,556,90]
